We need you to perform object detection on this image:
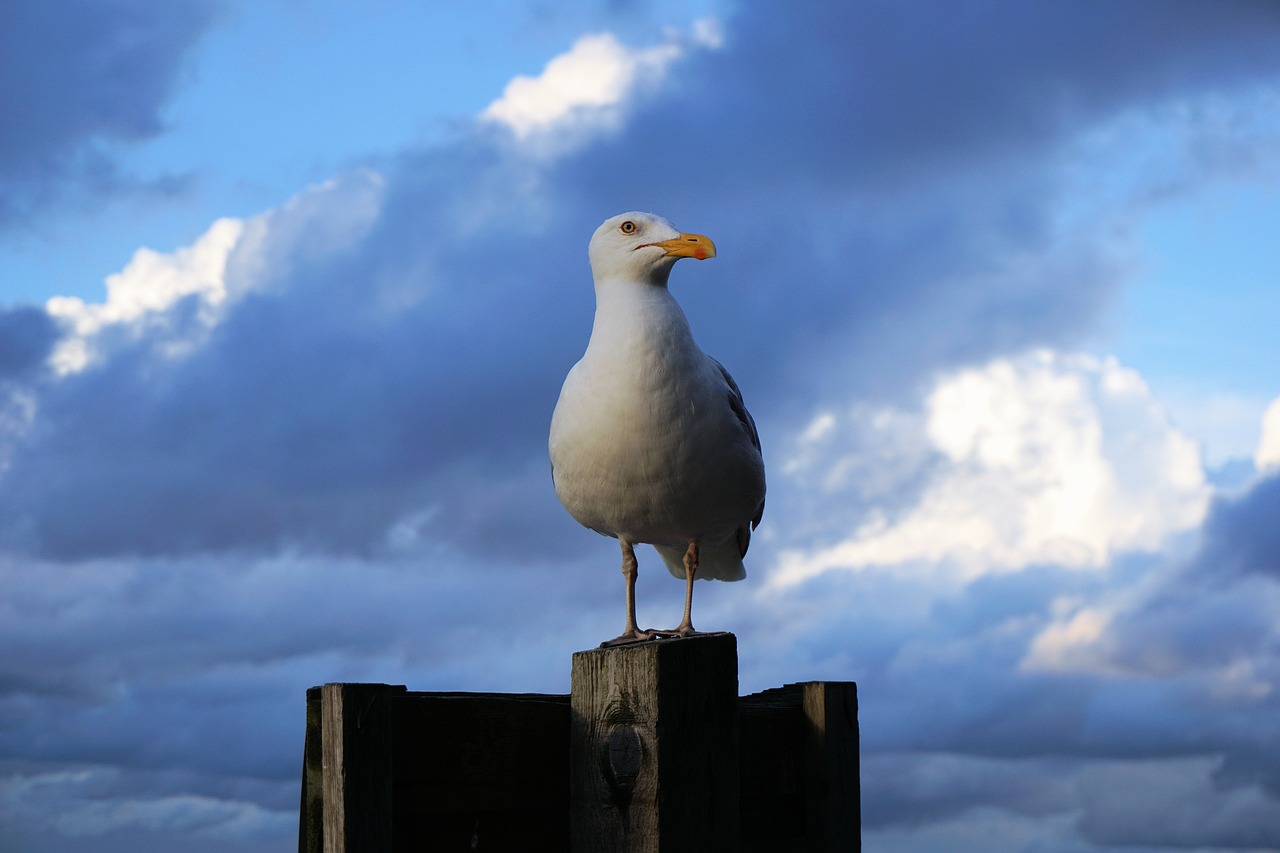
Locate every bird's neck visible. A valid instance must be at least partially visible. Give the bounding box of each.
[587,277,696,360]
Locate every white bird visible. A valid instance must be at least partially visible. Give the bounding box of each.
[549,212,766,645]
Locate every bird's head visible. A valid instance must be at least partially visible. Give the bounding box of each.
[588,211,716,285]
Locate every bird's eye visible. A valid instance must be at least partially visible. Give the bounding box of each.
[619,221,637,235]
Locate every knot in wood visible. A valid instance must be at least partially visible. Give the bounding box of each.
[601,722,644,800]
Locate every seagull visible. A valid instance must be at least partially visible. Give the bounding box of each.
[549,212,766,646]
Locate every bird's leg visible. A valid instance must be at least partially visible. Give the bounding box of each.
[601,539,653,646]
[672,539,700,637]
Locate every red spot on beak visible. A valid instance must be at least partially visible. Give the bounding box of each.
[693,248,707,260]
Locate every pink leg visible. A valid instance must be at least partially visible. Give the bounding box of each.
[672,539,700,636]
[601,539,655,646]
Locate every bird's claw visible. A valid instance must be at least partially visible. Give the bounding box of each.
[600,629,658,647]
[599,625,700,647]
[599,622,701,640]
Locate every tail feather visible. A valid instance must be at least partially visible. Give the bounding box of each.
[653,534,748,582]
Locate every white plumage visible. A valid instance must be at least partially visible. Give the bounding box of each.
[549,212,766,645]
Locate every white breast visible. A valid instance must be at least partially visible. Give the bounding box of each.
[549,282,763,547]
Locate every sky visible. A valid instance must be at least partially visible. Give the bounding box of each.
[2,1,1280,851]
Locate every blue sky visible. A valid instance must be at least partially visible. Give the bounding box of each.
[2,2,1280,851]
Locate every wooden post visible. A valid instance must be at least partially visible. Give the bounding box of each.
[802,682,860,851]
[320,682,404,853]
[570,633,740,852]
[739,682,860,851]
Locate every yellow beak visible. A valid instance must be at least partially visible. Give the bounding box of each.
[648,232,716,261]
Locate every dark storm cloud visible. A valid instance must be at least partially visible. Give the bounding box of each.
[0,0,219,228]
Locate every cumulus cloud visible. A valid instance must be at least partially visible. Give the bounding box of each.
[45,218,245,374]
[1013,470,1280,815]
[481,31,681,140]
[41,169,387,376]
[1037,473,1280,685]
[772,351,1209,585]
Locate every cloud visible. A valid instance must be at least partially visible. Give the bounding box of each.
[5,3,1280,851]
[0,307,58,380]
[0,0,219,228]
[1013,470,1280,816]
[42,169,386,376]
[772,351,1209,585]
[6,1,1278,565]
[0,764,294,853]
[1076,757,1280,849]
[862,755,1280,851]
[480,30,692,141]
[1020,473,1280,681]
[1255,396,1280,472]
[45,218,245,374]
[1197,473,1280,581]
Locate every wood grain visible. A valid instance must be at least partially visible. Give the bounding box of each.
[570,633,740,852]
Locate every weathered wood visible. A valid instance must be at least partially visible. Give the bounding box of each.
[802,682,860,851]
[738,683,860,852]
[299,686,323,853]
[321,683,404,853]
[298,666,859,851]
[570,632,740,852]
[739,686,807,848]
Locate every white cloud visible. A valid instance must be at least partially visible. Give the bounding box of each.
[772,350,1210,586]
[42,170,385,375]
[1022,559,1280,679]
[480,23,721,141]
[46,218,244,374]
[1254,396,1280,472]
[1020,598,1119,674]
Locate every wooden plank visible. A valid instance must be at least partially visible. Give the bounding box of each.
[802,682,860,852]
[738,682,860,851]
[570,633,739,852]
[299,686,323,853]
[321,683,404,853]
[391,692,569,851]
[739,686,806,849]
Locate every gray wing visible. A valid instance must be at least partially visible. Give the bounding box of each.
[710,357,766,537]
